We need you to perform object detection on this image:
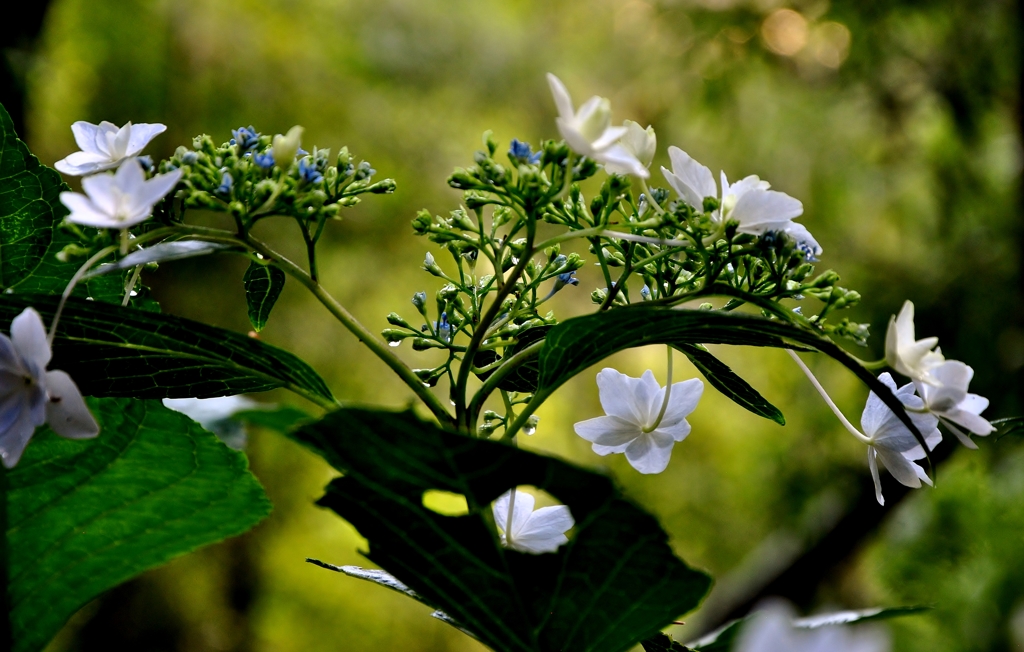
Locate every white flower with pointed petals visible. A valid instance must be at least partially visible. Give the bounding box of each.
[915,360,994,448]
[605,120,657,176]
[736,600,890,652]
[54,120,166,176]
[660,146,821,256]
[59,159,182,230]
[574,368,703,474]
[884,301,945,383]
[546,73,648,178]
[861,373,941,505]
[492,490,574,554]
[0,308,99,467]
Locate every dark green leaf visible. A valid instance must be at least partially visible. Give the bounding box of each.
[993,416,1024,440]
[243,261,286,332]
[537,307,930,460]
[0,295,334,404]
[475,325,548,393]
[293,408,712,652]
[234,405,314,433]
[8,397,271,652]
[640,633,694,652]
[676,344,784,425]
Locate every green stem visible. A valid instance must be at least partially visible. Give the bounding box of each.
[48,245,119,344]
[642,347,674,433]
[787,349,871,444]
[502,388,551,441]
[466,340,544,427]
[638,178,666,216]
[121,265,143,307]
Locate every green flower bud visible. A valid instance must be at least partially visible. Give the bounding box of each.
[381,328,411,343]
[591,288,608,304]
[272,126,304,168]
[367,178,397,194]
[386,312,412,328]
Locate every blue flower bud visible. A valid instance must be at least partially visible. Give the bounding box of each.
[552,254,568,268]
[354,161,376,181]
[181,151,199,165]
[137,155,154,172]
[231,126,260,152]
[796,242,819,263]
[298,158,324,184]
[412,291,428,311]
[641,285,652,300]
[253,151,275,170]
[509,139,542,165]
[216,171,233,196]
[438,312,452,342]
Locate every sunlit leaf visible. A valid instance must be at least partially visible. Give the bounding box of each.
[0,295,334,404]
[293,408,712,652]
[8,397,271,652]
[243,260,286,332]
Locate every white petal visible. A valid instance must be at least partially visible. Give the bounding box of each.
[958,393,990,416]
[623,431,675,474]
[573,415,641,447]
[493,490,535,538]
[114,157,147,192]
[731,189,803,228]
[54,151,116,176]
[633,370,664,426]
[11,308,51,370]
[70,121,103,154]
[662,147,716,209]
[868,448,884,506]
[556,119,597,157]
[60,191,112,228]
[860,373,898,436]
[591,441,633,455]
[944,421,979,449]
[658,378,704,427]
[111,122,132,158]
[129,168,183,215]
[43,370,99,439]
[0,333,20,371]
[590,125,629,152]
[125,123,167,156]
[80,173,119,217]
[875,446,923,489]
[513,505,574,553]
[546,73,575,121]
[597,142,649,178]
[594,368,644,423]
[735,602,800,652]
[781,222,822,256]
[942,409,994,436]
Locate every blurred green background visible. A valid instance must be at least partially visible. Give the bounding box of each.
[5,0,1024,649]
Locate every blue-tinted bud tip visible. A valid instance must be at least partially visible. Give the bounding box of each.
[509,139,542,165]
[298,158,324,184]
[253,151,275,170]
[216,171,233,196]
[231,126,260,152]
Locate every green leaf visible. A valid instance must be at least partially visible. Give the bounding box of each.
[234,405,314,433]
[0,295,334,405]
[993,416,1024,440]
[243,261,286,332]
[675,344,784,425]
[292,408,712,652]
[640,633,694,652]
[475,325,548,393]
[0,102,69,292]
[8,397,271,652]
[537,307,930,458]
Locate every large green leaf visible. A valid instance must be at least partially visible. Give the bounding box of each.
[0,295,334,404]
[537,307,929,455]
[676,344,784,425]
[8,397,271,652]
[292,408,712,652]
[243,260,286,332]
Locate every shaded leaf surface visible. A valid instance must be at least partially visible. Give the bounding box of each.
[292,408,712,652]
[0,295,333,403]
[475,325,548,393]
[243,261,286,332]
[676,344,784,425]
[8,398,271,652]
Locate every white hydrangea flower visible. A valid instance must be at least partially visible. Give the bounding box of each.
[492,489,574,554]
[884,301,945,383]
[736,600,890,652]
[915,360,994,448]
[0,308,99,467]
[861,373,941,505]
[546,73,648,178]
[661,146,821,256]
[605,120,656,175]
[59,158,182,229]
[574,368,703,474]
[54,120,166,176]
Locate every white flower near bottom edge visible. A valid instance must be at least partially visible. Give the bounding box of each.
[735,599,890,652]
[546,73,648,178]
[861,373,941,506]
[0,308,99,467]
[660,146,822,256]
[492,489,574,554]
[574,368,703,475]
[915,360,994,449]
[54,120,166,176]
[59,158,183,229]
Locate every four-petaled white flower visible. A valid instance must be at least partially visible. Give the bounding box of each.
[574,368,703,474]
[884,300,945,383]
[0,308,99,468]
[861,373,941,506]
[661,146,822,256]
[59,159,182,229]
[546,73,648,178]
[735,600,890,652]
[492,489,574,554]
[54,120,166,176]
[915,360,994,448]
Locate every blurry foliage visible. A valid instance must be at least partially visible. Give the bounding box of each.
[17,0,1024,650]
